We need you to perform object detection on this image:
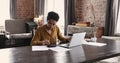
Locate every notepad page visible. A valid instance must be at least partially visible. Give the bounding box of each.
[32,46,49,51]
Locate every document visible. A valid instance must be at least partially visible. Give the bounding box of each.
[32,46,69,52]
[49,46,70,52]
[32,46,49,51]
[82,42,107,47]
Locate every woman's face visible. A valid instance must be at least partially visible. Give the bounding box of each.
[47,19,57,30]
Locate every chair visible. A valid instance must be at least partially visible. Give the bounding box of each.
[5,19,33,46]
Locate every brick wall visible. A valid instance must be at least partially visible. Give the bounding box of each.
[75,0,107,27]
[16,0,34,19]
[16,0,107,27]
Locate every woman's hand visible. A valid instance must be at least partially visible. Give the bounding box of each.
[68,36,72,41]
[66,36,72,42]
[42,40,50,45]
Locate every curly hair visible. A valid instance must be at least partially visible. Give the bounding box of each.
[47,11,59,22]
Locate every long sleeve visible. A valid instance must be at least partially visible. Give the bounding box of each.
[31,28,43,45]
[57,26,69,43]
[31,25,69,45]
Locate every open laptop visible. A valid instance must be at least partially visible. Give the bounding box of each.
[59,32,86,48]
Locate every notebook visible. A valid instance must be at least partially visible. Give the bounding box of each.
[59,32,86,48]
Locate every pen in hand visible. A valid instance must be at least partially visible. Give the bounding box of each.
[42,39,50,45]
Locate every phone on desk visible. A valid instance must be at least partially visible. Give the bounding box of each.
[47,45,57,47]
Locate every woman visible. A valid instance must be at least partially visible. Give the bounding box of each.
[31,11,71,46]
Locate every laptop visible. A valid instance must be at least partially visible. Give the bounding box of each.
[59,32,86,48]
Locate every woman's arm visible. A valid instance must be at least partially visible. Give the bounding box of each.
[31,28,42,45]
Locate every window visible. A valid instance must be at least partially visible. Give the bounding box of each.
[44,0,65,34]
[0,0,10,29]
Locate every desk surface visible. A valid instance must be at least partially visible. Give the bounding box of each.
[1,38,120,63]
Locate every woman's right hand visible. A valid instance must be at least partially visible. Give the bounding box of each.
[42,40,50,45]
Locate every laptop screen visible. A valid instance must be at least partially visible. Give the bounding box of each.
[59,32,86,48]
[69,32,86,47]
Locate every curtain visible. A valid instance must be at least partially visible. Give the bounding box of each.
[115,0,120,35]
[104,0,119,36]
[38,0,45,15]
[64,0,75,35]
[10,0,17,19]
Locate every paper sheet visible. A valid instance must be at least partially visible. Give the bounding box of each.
[82,42,107,47]
[32,46,49,51]
[49,46,70,52]
[32,46,69,52]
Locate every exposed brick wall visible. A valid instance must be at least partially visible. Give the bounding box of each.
[16,0,107,27]
[16,0,34,19]
[75,0,107,27]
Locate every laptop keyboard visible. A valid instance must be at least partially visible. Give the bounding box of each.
[59,43,70,47]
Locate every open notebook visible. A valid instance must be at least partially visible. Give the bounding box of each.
[59,32,86,48]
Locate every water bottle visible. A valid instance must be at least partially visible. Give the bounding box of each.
[91,36,97,42]
[91,32,97,42]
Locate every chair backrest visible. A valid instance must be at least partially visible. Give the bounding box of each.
[5,19,27,34]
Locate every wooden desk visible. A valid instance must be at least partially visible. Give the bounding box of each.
[0,38,120,63]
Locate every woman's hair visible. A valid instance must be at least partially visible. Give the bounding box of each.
[47,11,59,22]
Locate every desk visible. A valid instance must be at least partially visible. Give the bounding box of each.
[0,38,120,63]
